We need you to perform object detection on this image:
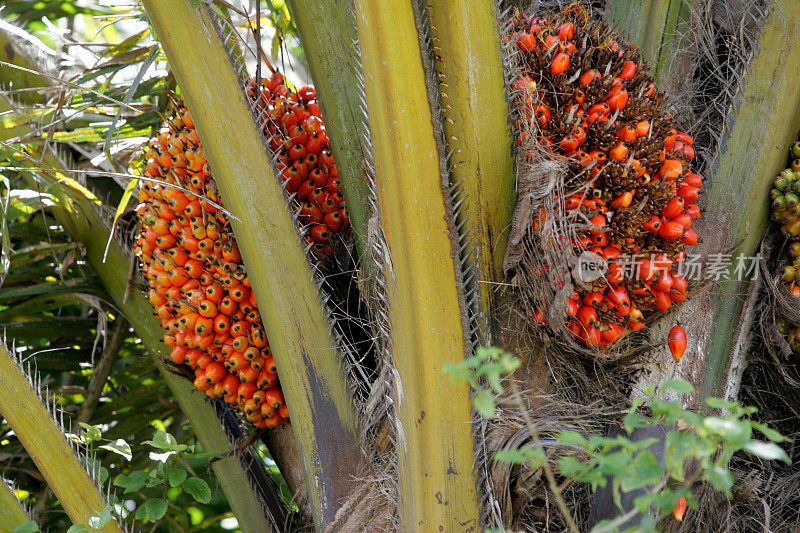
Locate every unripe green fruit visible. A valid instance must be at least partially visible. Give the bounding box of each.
[773,194,787,210]
[777,321,789,335]
[783,265,797,282]
[792,141,800,159]
[785,192,799,206]
[774,174,790,191]
[792,159,800,173]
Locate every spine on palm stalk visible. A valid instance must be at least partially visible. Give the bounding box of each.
[134,70,349,429]
[506,6,703,353]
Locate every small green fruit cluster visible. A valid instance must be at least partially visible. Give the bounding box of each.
[770,141,800,238]
[772,140,800,352]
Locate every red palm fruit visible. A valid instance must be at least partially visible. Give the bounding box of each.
[611,191,634,209]
[607,285,630,308]
[642,216,662,233]
[637,259,656,281]
[237,382,258,402]
[659,221,685,241]
[243,346,260,361]
[678,185,700,203]
[257,370,278,390]
[577,306,598,327]
[239,364,260,384]
[580,69,600,87]
[226,351,247,372]
[221,375,240,397]
[566,297,579,317]
[194,373,212,392]
[601,323,625,343]
[310,224,331,244]
[663,197,685,218]
[581,325,602,347]
[550,53,571,75]
[583,292,603,307]
[263,355,278,373]
[517,32,537,52]
[684,204,701,219]
[654,290,672,312]
[606,263,624,284]
[659,159,683,181]
[671,274,688,294]
[279,405,290,419]
[264,387,285,409]
[619,60,637,80]
[616,125,637,143]
[196,353,212,370]
[230,320,250,337]
[170,346,187,365]
[683,172,703,188]
[607,86,628,111]
[671,214,692,229]
[681,228,699,245]
[673,497,687,522]
[627,320,645,332]
[668,325,688,361]
[205,362,227,384]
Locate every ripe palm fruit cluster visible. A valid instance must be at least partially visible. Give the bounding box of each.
[509,7,703,349]
[770,141,800,351]
[248,71,350,257]
[135,74,347,428]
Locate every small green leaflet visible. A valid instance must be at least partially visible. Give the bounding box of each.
[182,477,212,504]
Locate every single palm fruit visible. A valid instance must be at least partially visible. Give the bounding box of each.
[509,6,703,349]
[134,74,347,428]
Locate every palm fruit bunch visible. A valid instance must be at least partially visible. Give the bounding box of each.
[508,7,703,349]
[770,141,800,239]
[248,70,350,257]
[135,72,347,428]
[777,241,800,352]
[770,140,800,351]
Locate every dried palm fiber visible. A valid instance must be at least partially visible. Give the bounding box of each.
[134,69,351,429]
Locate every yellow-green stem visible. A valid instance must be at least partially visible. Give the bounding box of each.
[0,342,122,532]
[355,0,480,529]
[0,481,31,533]
[426,0,516,343]
[141,2,364,529]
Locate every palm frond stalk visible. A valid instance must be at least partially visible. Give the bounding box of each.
[696,0,800,400]
[354,0,481,528]
[0,342,123,532]
[284,0,372,262]
[0,480,31,532]
[425,0,517,342]
[140,1,366,529]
